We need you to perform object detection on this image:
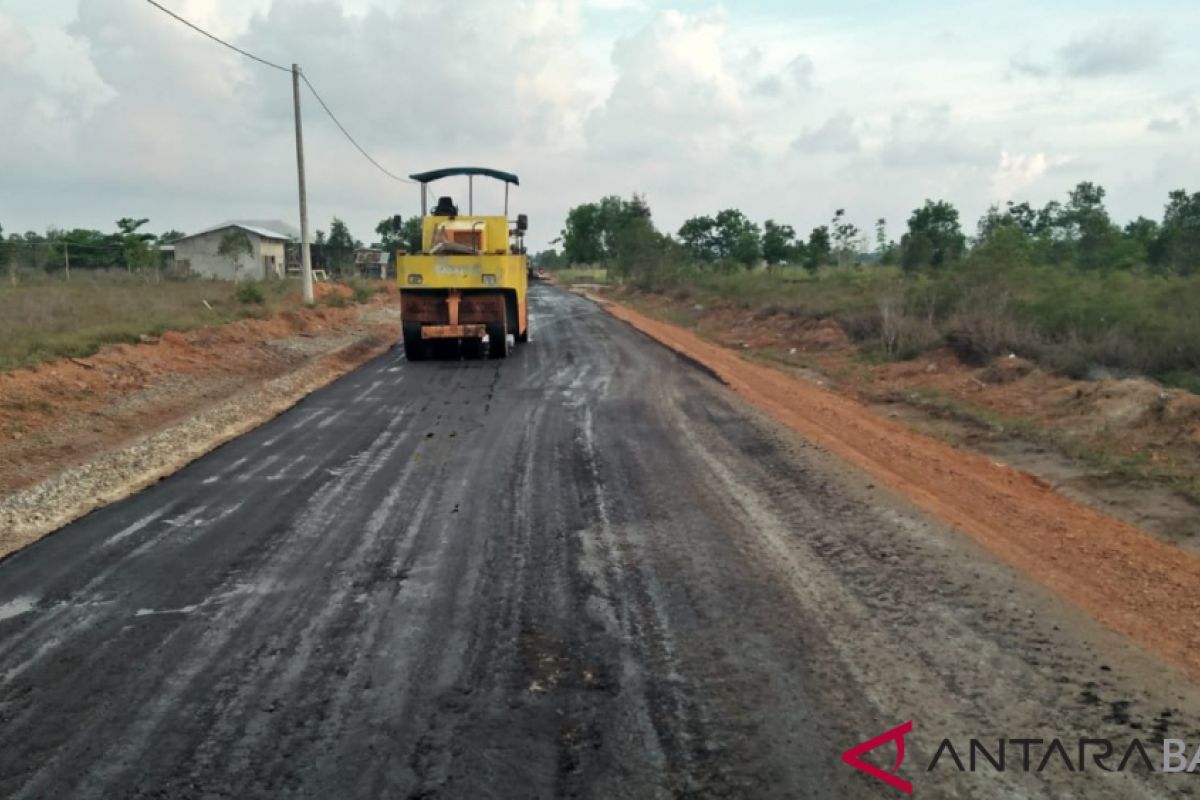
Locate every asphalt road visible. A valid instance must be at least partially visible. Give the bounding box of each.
[1,285,1197,799]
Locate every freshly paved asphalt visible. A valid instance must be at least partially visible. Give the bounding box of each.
[0,285,1194,799]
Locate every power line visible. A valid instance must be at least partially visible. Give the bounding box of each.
[144,0,412,185]
[143,0,289,73]
[300,73,415,184]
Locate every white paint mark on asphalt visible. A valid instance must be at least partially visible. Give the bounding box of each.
[134,605,198,617]
[315,409,347,429]
[266,455,304,481]
[0,596,37,622]
[201,456,249,485]
[285,408,328,434]
[188,502,244,529]
[103,508,169,548]
[163,506,209,529]
[237,455,281,481]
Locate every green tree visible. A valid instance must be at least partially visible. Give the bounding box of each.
[562,202,606,264]
[157,229,186,244]
[564,195,661,268]
[117,217,157,273]
[678,215,719,262]
[973,222,1033,271]
[1157,189,1200,275]
[326,218,356,273]
[532,249,565,270]
[714,209,761,267]
[1005,201,1039,237]
[900,199,965,272]
[805,225,831,272]
[400,217,423,254]
[117,217,150,236]
[1059,181,1121,270]
[58,228,123,270]
[830,209,860,266]
[607,195,665,281]
[375,216,407,251]
[217,229,253,278]
[762,220,799,265]
[874,218,898,265]
[1122,216,1159,266]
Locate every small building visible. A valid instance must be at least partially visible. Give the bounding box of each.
[355,247,391,279]
[173,220,299,281]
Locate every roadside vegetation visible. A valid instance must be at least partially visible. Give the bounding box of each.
[540,184,1200,391]
[0,272,304,370]
[1,215,399,372]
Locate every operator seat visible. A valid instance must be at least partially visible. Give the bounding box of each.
[432,196,459,217]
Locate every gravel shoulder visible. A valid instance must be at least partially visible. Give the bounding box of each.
[0,300,401,558]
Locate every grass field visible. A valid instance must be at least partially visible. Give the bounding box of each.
[568,263,1200,392]
[0,272,306,370]
[550,267,609,285]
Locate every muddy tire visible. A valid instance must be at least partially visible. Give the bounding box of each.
[487,321,509,359]
[403,323,426,361]
[463,337,486,360]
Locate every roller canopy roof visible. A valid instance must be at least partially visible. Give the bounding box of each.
[409,167,520,186]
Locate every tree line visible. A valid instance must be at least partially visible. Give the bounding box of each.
[0,214,427,278]
[546,182,1200,279]
[0,218,183,273]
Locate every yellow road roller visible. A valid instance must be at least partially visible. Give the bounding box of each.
[395,167,529,360]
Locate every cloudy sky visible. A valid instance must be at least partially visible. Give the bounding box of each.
[2,0,1198,250]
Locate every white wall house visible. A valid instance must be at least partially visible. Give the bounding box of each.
[173,220,299,281]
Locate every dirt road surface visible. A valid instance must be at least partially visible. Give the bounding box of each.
[1,286,1197,798]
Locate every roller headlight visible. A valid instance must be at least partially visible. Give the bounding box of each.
[407,274,423,285]
[482,274,497,286]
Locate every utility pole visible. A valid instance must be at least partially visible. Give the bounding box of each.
[292,63,314,305]
[64,242,70,282]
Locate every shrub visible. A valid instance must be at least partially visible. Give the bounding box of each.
[322,291,348,308]
[235,282,265,305]
[345,279,380,305]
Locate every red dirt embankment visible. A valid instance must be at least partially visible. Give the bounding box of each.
[0,298,401,554]
[600,298,1200,681]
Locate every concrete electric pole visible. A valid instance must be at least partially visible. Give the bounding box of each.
[292,63,314,305]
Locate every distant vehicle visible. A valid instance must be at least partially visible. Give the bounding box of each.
[395,167,529,360]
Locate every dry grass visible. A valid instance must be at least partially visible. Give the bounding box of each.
[0,272,303,370]
[613,264,1200,390]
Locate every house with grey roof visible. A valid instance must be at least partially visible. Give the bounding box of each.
[173,220,299,281]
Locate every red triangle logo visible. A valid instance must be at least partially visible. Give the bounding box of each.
[841,720,914,794]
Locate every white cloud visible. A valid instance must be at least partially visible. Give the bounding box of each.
[877,107,994,170]
[0,12,35,67]
[1012,22,1169,81]
[1058,23,1165,78]
[990,151,1065,201]
[1,2,1199,250]
[1148,117,1182,133]
[585,11,745,161]
[792,111,858,154]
